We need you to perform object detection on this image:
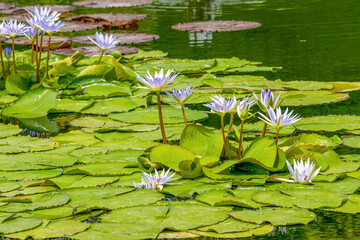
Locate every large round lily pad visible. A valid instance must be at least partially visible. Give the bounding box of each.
[62,22,101,33]
[295,115,360,132]
[2,36,71,48]
[0,217,42,234]
[230,207,316,225]
[72,0,153,8]
[172,20,261,32]
[72,33,159,45]
[53,46,139,57]
[191,225,274,239]
[109,107,208,124]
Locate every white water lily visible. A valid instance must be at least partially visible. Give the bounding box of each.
[133,168,179,190]
[276,159,321,183]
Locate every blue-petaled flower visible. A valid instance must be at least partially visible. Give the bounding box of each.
[136,69,179,91]
[237,96,255,120]
[3,48,11,59]
[165,85,194,105]
[88,32,119,51]
[24,27,39,41]
[253,89,282,112]
[276,159,321,183]
[133,168,179,190]
[26,6,60,28]
[258,107,300,130]
[204,95,237,116]
[2,20,28,38]
[39,19,64,34]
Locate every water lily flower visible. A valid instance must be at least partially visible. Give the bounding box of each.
[258,107,300,144]
[133,168,179,190]
[26,6,60,27]
[253,89,282,112]
[135,68,179,144]
[204,95,237,160]
[88,32,119,60]
[165,85,194,125]
[136,69,179,91]
[204,95,237,117]
[276,159,321,183]
[0,22,6,82]
[2,20,27,74]
[236,96,256,159]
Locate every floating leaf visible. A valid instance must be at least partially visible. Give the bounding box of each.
[252,187,346,209]
[2,88,56,118]
[47,175,119,189]
[0,217,42,234]
[324,194,360,214]
[109,107,208,124]
[5,74,30,95]
[280,91,348,106]
[191,224,274,238]
[64,162,139,176]
[0,178,21,193]
[52,99,94,113]
[81,97,138,115]
[342,136,360,148]
[0,136,55,154]
[295,115,360,132]
[198,217,260,233]
[0,123,21,139]
[77,82,132,98]
[51,131,100,147]
[230,207,316,225]
[78,149,143,163]
[0,169,63,181]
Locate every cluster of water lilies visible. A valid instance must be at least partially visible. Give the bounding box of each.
[134,68,320,188]
[0,6,120,82]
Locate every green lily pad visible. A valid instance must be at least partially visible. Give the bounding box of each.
[198,217,260,233]
[196,188,266,208]
[0,178,21,193]
[79,149,143,163]
[61,188,163,210]
[324,194,360,214]
[52,99,94,113]
[230,207,316,225]
[77,82,131,98]
[1,186,58,197]
[342,136,360,148]
[109,107,208,124]
[191,224,274,238]
[314,178,360,194]
[295,115,360,132]
[0,153,77,171]
[279,91,348,106]
[77,64,113,79]
[180,125,223,158]
[149,144,196,172]
[252,187,346,209]
[51,130,100,147]
[161,179,229,197]
[280,133,342,152]
[6,219,89,239]
[0,123,21,139]
[81,97,138,115]
[93,130,172,142]
[91,139,159,150]
[47,175,119,189]
[0,136,56,153]
[69,147,108,158]
[2,88,56,118]
[17,116,59,134]
[0,192,70,213]
[64,162,139,176]
[0,169,63,181]
[0,217,42,234]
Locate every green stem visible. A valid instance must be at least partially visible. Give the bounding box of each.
[275,128,280,145]
[181,104,188,126]
[31,42,34,65]
[226,113,235,138]
[238,120,244,159]
[11,38,16,74]
[99,50,104,61]
[45,35,51,79]
[156,91,167,144]
[0,40,6,83]
[221,115,231,160]
[38,32,44,64]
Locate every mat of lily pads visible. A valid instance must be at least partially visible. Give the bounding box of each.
[0,49,360,240]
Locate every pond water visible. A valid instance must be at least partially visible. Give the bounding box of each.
[3,0,360,239]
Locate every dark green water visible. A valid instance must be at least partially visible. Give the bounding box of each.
[4,0,360,239]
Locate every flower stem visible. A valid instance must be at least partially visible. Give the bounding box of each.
[261,122,267,137]
[99,50,104,61]
[35,29,40,83]
[31,42,34,65]
[226,113,235,138]
[238,120,244,159]
[181,104,188,126]
[38,32,44,64]
[11,38,16,74]
[156,91,167,144]
[45,35,51,79]
[0,40,6,83]
[221,115,231,160]
[275,128,280,145]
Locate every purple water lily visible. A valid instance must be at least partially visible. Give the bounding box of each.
[204,95,237,116]
[136,69,179,91]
